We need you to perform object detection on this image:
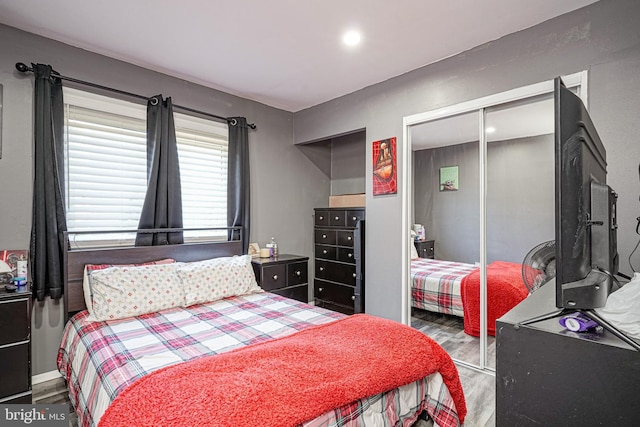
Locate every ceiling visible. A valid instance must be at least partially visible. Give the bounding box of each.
[0,0,597,112]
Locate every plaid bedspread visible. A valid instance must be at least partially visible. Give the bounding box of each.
[411,258,478,316]
[58,292,461,427]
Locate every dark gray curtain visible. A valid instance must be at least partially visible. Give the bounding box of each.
[30,64,67,301]
[227,117,250,253]
[135,95,183,246]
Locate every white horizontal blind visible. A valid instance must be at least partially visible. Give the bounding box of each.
[63,88,229,244]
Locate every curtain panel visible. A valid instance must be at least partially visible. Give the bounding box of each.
[29,63,67,301]
[136,95,184,246]
[227,117,250,253]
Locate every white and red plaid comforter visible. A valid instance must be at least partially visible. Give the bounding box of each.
[411,258,478,316]
[58,292,461,427]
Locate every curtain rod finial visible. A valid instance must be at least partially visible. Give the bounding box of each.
[15,62,32,73]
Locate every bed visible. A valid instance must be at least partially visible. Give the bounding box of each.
[58,237,467,427]
[411,257,529,336]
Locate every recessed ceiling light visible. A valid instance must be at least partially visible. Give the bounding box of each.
[485,126,496,133]
[343,30,361,47]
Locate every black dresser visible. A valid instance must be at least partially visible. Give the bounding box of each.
[0,289,32,403]
[414,240,435,259]
[251,254,309,303]
[313,207,365,314]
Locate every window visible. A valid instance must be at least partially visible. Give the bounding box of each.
[63,88,228,245]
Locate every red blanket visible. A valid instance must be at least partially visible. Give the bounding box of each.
[461,261,529,337]
[99,314,466,427]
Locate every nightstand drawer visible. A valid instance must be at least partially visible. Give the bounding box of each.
[415,240,435,259]
[0,342,30,399]
[287,261,308,286]
[0,297,30,346]
[260,264,286,291]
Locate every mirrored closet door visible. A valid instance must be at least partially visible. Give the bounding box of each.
[404,72,587,371]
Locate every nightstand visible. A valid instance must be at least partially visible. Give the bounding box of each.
[251,254,309,303]
[414,240,435,259]
[0,289,32,403]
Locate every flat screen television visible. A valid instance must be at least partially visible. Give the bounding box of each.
[554,76,619,310]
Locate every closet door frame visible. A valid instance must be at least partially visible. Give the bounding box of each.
[401,71,587,372]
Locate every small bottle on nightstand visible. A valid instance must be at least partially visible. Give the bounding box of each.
[270,237,278,257]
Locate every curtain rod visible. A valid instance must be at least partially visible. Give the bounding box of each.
[15,62,256,129]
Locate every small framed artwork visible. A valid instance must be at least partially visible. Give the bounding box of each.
[440,166,459,191]
[373,137,397,196]
[247,242,260,257]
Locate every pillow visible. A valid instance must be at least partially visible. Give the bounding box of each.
[411,242,420,260]
[87,262,184,322]
[177,255,262,306]
[83,258,176,313]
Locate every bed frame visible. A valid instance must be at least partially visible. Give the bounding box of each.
[63,232,242,317]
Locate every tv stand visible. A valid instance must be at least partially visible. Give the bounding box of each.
[497,283,640,426]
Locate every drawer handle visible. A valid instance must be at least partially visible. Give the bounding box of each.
[335,216,340,220]
[352,273,356,278]
[348,253,353,258]
[351,295,356,301]
[319,267,324,272]
[295,270,301,276]
[352,216,357,221]
[272,274,278,281]
[318,287,324,292]
[323,249,328,254]
[319,215,324,220]
[322,234,327,239]
[347,236,352,241]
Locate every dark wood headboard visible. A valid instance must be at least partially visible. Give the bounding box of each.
[63,240,242,317]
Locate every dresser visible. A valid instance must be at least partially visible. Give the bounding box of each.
[414,240,435,259]
[251,254,309,303]
[0,289,32,403]
[313,207,365,314]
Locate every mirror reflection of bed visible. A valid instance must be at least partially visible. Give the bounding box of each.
[409,93,555,369]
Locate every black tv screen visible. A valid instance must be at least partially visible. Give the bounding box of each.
[554,77,619,309]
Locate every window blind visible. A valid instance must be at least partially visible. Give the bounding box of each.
[63,88,229,244]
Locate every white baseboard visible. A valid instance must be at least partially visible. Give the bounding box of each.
[32,370,62,385]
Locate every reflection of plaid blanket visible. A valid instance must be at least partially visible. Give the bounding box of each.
[411,258,477,316]
[59,292,463,427]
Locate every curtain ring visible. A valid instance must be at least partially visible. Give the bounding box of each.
[150,96,159,106]
[229,118,237,126]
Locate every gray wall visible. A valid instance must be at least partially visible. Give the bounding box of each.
[414,135,555,265]
[0,25,328,375]
[330,131,366,196]
[294,0,640,321]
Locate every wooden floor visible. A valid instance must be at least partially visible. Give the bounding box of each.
[34,310,496,427]
[412,308,496,426]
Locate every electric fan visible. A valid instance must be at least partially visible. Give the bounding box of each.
[521,240,557,293]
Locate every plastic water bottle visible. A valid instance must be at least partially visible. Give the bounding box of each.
[270,237,278,257]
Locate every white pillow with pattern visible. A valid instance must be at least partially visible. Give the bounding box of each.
[177,255,262,306]
[87,262,185,322]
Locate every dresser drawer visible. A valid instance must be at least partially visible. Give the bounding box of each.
[259,264,286,291]
[336,247,356,264]
[0,342,30,399]
[346,210,365,227]
[315,260,357,286]
[415,240,435,259]
[315,229,337,245]
[315,244,336,260]
[287,261,308,286]
[0,297,30,346]
[336,230,355,247]
[315,210,330,227]
[329,210,346,227]
[315,280,355,308]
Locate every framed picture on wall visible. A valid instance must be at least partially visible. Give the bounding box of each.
[439,165,459,191]
[372,137,397,196]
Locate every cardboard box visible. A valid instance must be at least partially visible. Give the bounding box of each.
[329,193,365,208]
